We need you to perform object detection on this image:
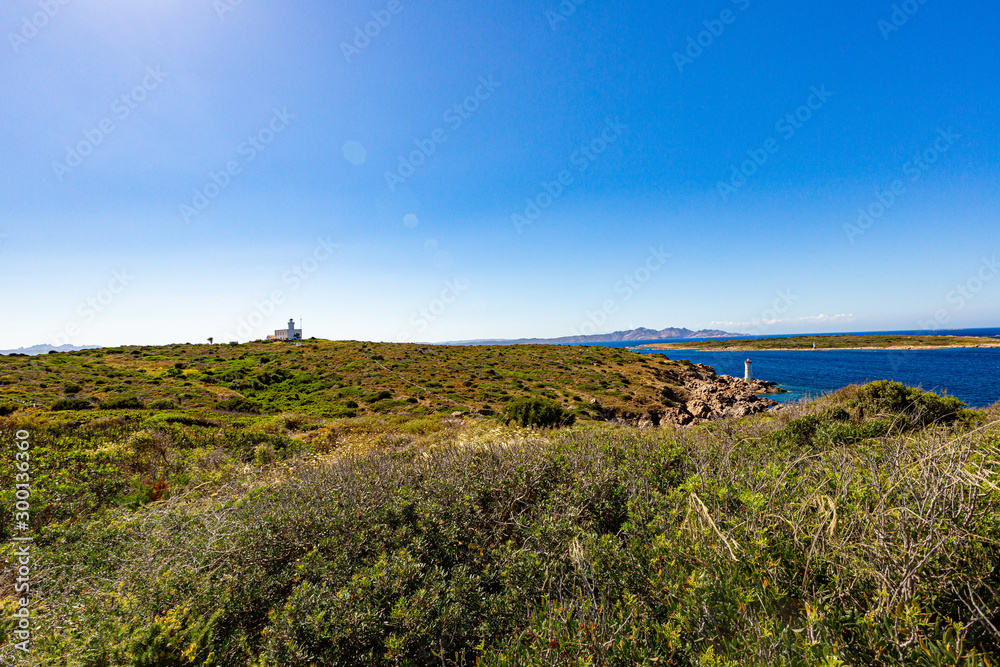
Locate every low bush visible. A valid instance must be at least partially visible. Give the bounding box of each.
[366,390,394,404]
[101,395,146,410]
[369,398,408,414]
[143,412,214,427]
[769,381,970,449]
[854,379,967,426]
[215,396,262,414]
[50,397,93,411]
[502,396,576,428]
[399,416,445,435]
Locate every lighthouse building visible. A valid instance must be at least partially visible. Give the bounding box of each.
[268,319,302,341]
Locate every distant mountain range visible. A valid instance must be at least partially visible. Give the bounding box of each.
[447,327,746,346]
[2,328,745,353]
[1,344,101,356]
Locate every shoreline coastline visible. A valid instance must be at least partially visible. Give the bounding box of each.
[634,334,1000,353]
[636,344,1000,352]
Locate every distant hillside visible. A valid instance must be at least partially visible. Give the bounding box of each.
[0,343,101,356]
[448,327,743,345]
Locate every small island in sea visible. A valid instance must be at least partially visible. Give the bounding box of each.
[637,333,1000,352]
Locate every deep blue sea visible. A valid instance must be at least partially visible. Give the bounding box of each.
[586,328,1000,408]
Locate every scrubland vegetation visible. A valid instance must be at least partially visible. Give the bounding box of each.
[0,341,693,421]
[0,342,998,665]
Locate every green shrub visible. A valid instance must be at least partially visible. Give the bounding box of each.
[51,397,93,411]
[101,395,146,410]
[502,396,575,428]
[143,412,214,427]
[399,417,444,435]
[253,444,276,465]
[216,396,262,413]
[366,390,393,404]
[854,380,966,427]
[0,404,16,417]
[149,399,178,410]
[280,413,314,431]
[369,399,407,414]
[770,382,969,448]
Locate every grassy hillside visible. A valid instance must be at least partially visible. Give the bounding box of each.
[639,334,1000,351]
[0,340,714,421]
[1,342,998,665]
[0,342,774,549]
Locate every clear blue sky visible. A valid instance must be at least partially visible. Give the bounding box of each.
[1,0,997,348]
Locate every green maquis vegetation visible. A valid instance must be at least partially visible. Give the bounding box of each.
[0,340,688,421]
[0,341,998,666]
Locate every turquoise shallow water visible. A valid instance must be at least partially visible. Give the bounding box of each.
[625,347,1000,408]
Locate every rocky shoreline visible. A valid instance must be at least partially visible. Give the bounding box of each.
[588,362,787,428]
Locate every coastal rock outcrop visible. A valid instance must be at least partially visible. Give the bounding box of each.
[585,362,786,428]
[659,364,787,426]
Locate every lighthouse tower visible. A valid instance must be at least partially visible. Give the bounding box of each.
[744,359,753,382]
[269,319,303,341]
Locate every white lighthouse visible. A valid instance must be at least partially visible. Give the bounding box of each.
[269,319,302,341]
[744,359,753,382]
